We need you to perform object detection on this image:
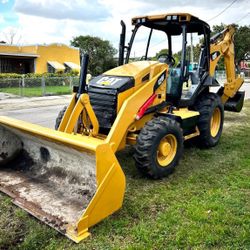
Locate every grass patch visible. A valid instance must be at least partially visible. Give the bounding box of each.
[0,101,249,249]
[0,86,71,97]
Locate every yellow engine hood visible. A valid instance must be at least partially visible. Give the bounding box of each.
[104,61,166,82]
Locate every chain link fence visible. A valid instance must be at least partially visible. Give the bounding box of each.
[0,70,248,98]
[215,70,250,84]
[0,76,79,97]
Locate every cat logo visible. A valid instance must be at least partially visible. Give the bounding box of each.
[96,77,122,86]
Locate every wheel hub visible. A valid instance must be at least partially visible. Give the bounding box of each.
[157,134,177,167]
[210,107,221,137]
[159,141,171,157]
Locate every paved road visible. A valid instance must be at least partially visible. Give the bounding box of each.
[241,83,250,99]
[0,83,249,129]
[211,82,250,99]
[0,105,64,128]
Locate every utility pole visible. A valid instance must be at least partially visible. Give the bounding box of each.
[190,33,194,63]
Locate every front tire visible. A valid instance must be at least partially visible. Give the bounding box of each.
[134,117,184,179]
[55,106,67,130]
[194,93,224,147]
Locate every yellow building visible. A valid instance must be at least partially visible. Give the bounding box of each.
[0,43,80,74]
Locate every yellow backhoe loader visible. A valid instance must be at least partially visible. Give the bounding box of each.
[0,13,245,242]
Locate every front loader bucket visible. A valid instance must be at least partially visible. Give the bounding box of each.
[0,116,126,243]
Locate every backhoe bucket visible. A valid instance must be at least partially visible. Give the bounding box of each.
[0,116,126,243]
[224,91,245,113]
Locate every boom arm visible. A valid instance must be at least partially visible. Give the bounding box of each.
[209,25,244,104]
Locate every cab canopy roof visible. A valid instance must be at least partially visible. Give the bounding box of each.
[132,13,210,35]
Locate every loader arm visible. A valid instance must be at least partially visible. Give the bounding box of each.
[58,93,99,136]
[106,68,167,152]
[209,25,244,104]
[58,54,99,136]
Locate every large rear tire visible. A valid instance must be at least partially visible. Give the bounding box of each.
[134,117,183,179]
[194,93,224,147]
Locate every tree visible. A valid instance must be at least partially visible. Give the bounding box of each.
[155,48,168,59]
[234,25,250,63]
[3,28,22,45]
[71,35,117,76]
[173,44,201,65]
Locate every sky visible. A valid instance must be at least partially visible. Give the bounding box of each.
[0,0,249,55]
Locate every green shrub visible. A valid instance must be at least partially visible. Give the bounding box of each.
[0,73,22,79]
[0,72,79,88]
[0,71,79,79]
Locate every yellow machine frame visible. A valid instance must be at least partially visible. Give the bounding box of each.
[0,14,245,243]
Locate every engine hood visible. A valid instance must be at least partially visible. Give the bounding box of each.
[88,61,167,92]
[104,61,161,78]
[88,74,134,92]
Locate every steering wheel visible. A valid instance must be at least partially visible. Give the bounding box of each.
[139,55,151,61]
[139,55,146,61]
[157,54,175,66]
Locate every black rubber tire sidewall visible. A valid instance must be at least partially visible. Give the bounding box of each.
[55,106,67,130]
[194,93,224,147]
[134,117,183,179]
[151,122,183,177]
